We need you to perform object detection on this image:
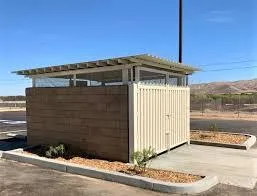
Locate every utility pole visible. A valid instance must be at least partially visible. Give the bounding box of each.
[178,0,183,63]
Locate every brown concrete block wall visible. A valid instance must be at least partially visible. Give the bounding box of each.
[26,85,129,162]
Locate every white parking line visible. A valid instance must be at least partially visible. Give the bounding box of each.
[0,130,26,134]
[0,120,9,122]
[2,121,26,125]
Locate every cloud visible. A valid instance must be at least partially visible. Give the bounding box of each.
[206,10,234,23]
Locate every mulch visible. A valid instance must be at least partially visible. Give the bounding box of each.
[23,150,202,183]
[56,157,202,183]
[191,130,249,144]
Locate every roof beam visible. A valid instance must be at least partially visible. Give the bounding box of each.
[37,68,45,73]
[96,61,107,67]
[87,62,97,68]
[68,64,77,69]
[128,57,187,74]
[51,66,60,71]
[30,63,140,78]
[106,59,118,66]
[135,55,197,71]
[76,63,87,69]
[118,59,130,64]
[44,67,52,73]
[138,66,184,77]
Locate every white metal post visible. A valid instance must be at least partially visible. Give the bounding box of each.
[165,74,169,84]
[135,67,140,83]
[177,77,182,86]
[129,83,138,163]
[185,75,189,86]
[130,67,134,82]
[32,77,36,87]
[73,74,77,86]
[122,68,129,84]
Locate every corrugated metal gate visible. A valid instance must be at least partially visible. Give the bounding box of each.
[129,83,190,156]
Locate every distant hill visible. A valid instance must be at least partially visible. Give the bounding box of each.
[190,78,257,94]
[0,96,26,101]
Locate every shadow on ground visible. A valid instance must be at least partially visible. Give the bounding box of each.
[0,137,26,151]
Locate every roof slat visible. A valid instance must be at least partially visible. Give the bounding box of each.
[117,59,130,64]
[13,54,199,76]
[106,59,118,66]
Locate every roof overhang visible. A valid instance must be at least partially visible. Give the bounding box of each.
[13,54,200,78]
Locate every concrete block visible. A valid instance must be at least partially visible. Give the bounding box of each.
[244,135,256,150]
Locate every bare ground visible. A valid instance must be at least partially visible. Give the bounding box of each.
[191,111,257,121]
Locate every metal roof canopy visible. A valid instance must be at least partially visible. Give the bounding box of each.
[13,54,199,79]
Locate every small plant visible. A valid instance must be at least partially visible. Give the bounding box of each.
[199,133,209,139]
[45,144,66,158]
[208,123,219,136]
[130,146,156,173]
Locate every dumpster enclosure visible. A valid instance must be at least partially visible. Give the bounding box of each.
[15,54,198,162]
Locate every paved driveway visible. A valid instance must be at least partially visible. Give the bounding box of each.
[0,159,169,196]
[151,144,257,189]
[1,158,257,196]
[191,118,257,137]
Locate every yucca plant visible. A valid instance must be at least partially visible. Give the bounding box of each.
[45,144,66,158]
[130,146,156,173]
[208,123,219,136]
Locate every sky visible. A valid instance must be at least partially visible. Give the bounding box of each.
[0,0,256,95]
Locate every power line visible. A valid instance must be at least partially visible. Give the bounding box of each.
[198,59,257,67]
[202,65,257,72]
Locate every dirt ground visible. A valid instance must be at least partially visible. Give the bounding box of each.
[2,108,256,121]
[191,111,257,121]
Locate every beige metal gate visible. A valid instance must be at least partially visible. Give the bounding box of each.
[129,83,190,156]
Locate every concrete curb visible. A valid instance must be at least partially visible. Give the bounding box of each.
[243,135,256,150]
[191,131,256,150]
[1,151,218,194]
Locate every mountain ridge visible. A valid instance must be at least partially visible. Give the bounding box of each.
[190,78,257,94]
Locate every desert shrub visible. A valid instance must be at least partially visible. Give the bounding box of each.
[130,146,156,173]
[45,144,66,158]
[199,133,210,139]
[208,123,219,136]
[208,123,218,132]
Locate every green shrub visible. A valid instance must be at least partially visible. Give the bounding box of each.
[208,123,219,132]
[45,144,66,158]
[130,146,156,173]
[208,123,219,136]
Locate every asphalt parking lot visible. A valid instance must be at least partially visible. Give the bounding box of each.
[191,118,257,137]
[0,111,26,134]
[0,159,256,196]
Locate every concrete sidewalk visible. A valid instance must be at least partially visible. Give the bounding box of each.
[150,144,257,189]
